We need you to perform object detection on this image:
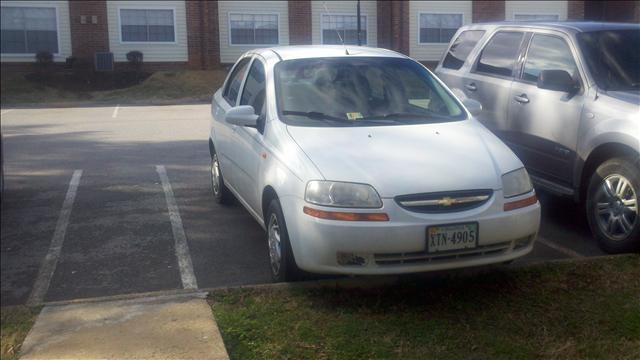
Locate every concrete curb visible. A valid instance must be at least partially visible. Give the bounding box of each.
[1,98,209,109]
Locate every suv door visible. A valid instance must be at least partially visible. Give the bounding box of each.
[231,57,267,213]
[463,31,527,138]
[213,56,251,188]
[507,32,585,189]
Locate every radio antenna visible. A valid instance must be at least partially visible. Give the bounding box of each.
[322,1,349,54]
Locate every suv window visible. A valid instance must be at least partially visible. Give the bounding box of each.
[442,30,485,70]
[240,59,266,114]
[223,58,251,105]
[475,31,525,77]
[522,34,578,83]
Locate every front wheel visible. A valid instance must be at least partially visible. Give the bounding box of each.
[266,199,302,282]
[586,158,640,253]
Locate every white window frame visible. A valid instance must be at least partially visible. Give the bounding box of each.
[320,13,368,46]
[228,12,280,47]
[513,13,561,21]
[117,6,178,44]
[417,12,464,45]
[0,4,61,56]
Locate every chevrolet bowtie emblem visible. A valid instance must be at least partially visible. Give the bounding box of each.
[437,197,456,206]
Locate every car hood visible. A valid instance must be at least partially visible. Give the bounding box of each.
[604,90,640,105]
[286,120,521,197]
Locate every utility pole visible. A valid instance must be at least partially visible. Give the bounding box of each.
[356,0,362,46]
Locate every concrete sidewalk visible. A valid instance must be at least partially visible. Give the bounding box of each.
[19,293,229,360]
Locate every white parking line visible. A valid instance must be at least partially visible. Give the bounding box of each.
[112,105,120,118]
[1,109,14,116]
[156,165,198,290]
[537,236,584,258]
[27,170,83,305]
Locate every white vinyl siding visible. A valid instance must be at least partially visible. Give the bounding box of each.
[506,1,567,21]
[311,0,377,46]
[410,1,472,62]
[219,1,289,64]
[107,1,187,62]
[0,0,71,62]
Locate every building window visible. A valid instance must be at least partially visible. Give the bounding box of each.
[120,9,175,42]
[514,14,560,21]
[419,13,462,44]
[322,15,367,45]
[229,14,278,45]
[1,6,58,54]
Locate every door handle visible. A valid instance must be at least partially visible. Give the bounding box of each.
[514,94,529,104]
[465,83,477,91]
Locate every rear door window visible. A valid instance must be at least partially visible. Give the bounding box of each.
[521,34,578,83]
[475,31,525,77]
[442,30,485,70]
[223,57,251,105]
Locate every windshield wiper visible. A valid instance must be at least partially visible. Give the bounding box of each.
[281,110,354,125]
[359,112,450,122]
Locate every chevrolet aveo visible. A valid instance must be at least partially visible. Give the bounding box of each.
[209,46,541,282]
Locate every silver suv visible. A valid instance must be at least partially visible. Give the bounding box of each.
[435,22,639,253]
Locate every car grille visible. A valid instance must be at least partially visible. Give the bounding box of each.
[395,189,493,213]
[374,239,528,266]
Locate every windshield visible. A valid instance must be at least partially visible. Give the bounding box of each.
[577,29,640,91]
[274,57,466,127]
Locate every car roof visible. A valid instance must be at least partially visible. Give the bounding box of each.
[461,21,639,34]
[247,45,408,61]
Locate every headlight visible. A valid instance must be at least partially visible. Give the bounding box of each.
[502,168,533,198]
[305,181,382,208]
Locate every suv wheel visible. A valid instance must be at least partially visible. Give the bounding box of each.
[586,158,639,253]
[210,152,233,204]
[266,199,301,282]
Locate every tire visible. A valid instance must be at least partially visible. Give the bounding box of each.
[210,151,233,204]
[586,157,640,253]
[266,199,302,282]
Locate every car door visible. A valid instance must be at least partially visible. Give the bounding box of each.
[507,32,585,188]
[230,57,268,213]
[213,57,251,189]
[462,31,527,139]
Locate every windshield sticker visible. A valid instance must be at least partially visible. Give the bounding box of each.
[346,112,363,120]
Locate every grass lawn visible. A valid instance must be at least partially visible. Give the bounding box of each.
[210,256,640,360]
[0,306,40,360]
[0,70,227,105]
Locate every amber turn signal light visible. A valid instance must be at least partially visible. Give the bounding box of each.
[303,206,389,221]
[504,194,538,211]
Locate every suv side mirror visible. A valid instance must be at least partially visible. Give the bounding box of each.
[537,70,576,93]
[225,105,258,127]
[462,98,482,116]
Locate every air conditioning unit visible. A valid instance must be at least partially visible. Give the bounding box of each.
[94,52,114,71]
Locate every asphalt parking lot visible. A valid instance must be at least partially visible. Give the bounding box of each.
[0,105,606,306]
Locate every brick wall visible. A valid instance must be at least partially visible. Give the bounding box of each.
[568,1,585,19]
[68,0,109,61]
[472,0,505,23]
[384,0,409,55]
[186,1,220,70]
[289,0,312,45]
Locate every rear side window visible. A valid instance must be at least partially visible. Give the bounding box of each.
[475,31,525,77]
[522,34,578,83]
[223,58,251,105]
[442,30,486,70]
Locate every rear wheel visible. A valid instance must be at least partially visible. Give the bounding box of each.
[586,158,639,253]
[210,152,233,204]
[266,199,301,282]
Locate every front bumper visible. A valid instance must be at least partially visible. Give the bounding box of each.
[280,190,540,275]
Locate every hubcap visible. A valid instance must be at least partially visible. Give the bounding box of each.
[267,213,282,276]
[211,155,220,196]
[595,174,638,240]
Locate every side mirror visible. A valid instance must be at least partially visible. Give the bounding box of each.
[225,105,258,127]
[537,70,576,93]
[462,98,482,116]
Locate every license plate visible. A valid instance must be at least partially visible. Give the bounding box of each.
[427,223,478,253]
